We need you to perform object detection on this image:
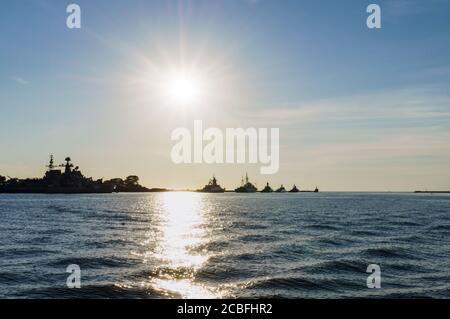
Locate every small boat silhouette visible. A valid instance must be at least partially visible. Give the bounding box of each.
[261,182,274,193]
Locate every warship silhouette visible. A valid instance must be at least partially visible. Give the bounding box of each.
[235,174,258,193]
[0,156,113,194]
[0,156,152,194]
[198,176,225,193]
[0,158,320,194]
[261,182,274,193]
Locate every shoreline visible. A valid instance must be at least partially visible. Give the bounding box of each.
[1,190,449,195]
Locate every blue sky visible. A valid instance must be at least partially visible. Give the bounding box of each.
[1,0,450,190]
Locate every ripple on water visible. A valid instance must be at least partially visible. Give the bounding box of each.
[46,256,138,269]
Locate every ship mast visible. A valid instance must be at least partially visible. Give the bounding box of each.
[63,157,73,174]
[46,155,55,171]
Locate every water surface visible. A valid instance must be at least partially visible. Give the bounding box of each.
[1,192,449,298]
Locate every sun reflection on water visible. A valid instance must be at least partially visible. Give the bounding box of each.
[149,192,218,298]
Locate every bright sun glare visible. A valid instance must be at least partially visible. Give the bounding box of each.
[166,72,202,105]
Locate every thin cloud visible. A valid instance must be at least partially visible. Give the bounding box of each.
[237,88,450,126]
[302,132,450,167]
[11,76,30,85]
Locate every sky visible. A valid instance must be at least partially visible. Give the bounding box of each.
[1,0,450,191]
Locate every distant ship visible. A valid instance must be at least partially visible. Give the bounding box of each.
[414,190,450,194]
[299,186,319,193]
[235,173,257,193]
[275,185,287,193]
[0,156,113,194]
[198,176,225,193]
[289,185,300,193]
[261,182,274,193]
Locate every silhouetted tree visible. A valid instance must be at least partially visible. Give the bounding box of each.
[125,175,139,186]
[105,178,124,186]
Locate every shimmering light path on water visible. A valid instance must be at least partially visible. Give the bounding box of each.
[1,192,450,298]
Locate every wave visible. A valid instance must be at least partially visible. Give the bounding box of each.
[303,259,368,274]
[389,221,421,227]
[428,224,450,231]
[84,238,130,249]
[18,284,167,299]
[187,240,229,253]
[388,262,427,273]
[348,229,380,236]
[196,266,257,282]
[246,275,363,292]
[249,276,324,290]
[0,271,32,284]
[362,247,415,260]
[304,224,339,231]
[237,234,280,242]
[39,228,73,235]
[47,205,88,215]
[0,247,58,258]
[47,256,137,269]
[315,237,354,247]
[271,244,308,260]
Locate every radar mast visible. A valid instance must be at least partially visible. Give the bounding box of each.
[46,155,55,171]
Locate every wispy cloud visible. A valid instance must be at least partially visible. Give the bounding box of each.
[10,76,30,85]
[301,131,450,167]
[232,87,450,173]
[245,0,262,4]
[237,88,450,126]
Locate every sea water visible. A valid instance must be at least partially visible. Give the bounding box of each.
[0,192,449,298]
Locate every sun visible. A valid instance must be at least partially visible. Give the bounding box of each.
[166,72,202,105]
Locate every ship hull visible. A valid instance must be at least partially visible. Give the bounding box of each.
[197,190,225,193]
[0,188,113,194]
[235,189,257,193]
[0,185,114,194]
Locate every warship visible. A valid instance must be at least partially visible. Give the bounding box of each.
[300,186,319,193]
[261,182,274,193]
[275,185,287,193]
[198,176,225,193]
[0,156,114,194]
[414,190,450,194]
[298,186,319,193]
[235,173,257,193]
[289,185,300,193]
